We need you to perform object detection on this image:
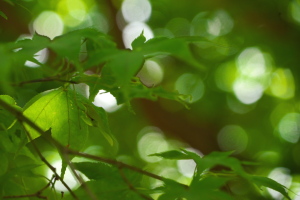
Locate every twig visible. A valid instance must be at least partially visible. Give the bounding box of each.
[13,77,78,86]
[63,152,99,200]
[3,176,55,199]
[0,98,79,200]
[0,97,189,199]
[67,149,188,189]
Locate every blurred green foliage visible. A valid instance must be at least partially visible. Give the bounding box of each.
[1,0,300,199]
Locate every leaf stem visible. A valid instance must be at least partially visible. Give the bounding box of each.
[0,98,79,200]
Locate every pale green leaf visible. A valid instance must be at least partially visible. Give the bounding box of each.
[23,87,89,151]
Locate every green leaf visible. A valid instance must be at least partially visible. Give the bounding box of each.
[184,150,248,178]
[251,176,291,200]
[131,31,146,50]
[0,11,8,19]
[69,179,147,200]
[149,150,191,160]
[134,37,205,70]
[104,51,144,85]
[83,103,115,146]
[23,87,89,151]
[0,95,22,131]
[72,162,149,200]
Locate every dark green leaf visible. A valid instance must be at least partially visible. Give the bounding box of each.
[131,31,146,50]
[0,95,22,131]
[135,37,205,70]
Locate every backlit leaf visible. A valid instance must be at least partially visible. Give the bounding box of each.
[23,87,89,151]
[251,176,291,200]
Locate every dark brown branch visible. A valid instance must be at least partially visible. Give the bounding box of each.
[0,98,79,200]
[0,97,188,199]
[63,152,99,200]
[12,77,78,86]
[67,149,188,190]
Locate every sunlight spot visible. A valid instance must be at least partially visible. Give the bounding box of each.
[233,78,264,104]
[191,10,233,38]
[56,0,87,27]
[290,0,300,24]
[25,48,49,68]
[278,113,300,143]
[177,148,202,178]
[92,90,122,113]
[121,0,152,23]
[137,59,164,87]
[175,73,205,103]
[207,17,221,36]
[122,22,153,49]
[33,11,64,39]
[217,125,248,154]
[267,167,292,199]
[46,160,79,192]
[138,129,169,163]
[269,68,295,99]
[237,47,266,78]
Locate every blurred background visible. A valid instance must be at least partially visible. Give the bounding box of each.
[1,0,300,199]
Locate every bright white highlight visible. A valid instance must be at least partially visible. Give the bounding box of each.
[138,132,169,163]
[25,48,49,68]
[233,78,264,104]
[137,60,164,87]
[267,167,292,199]
[33,11,64,39]
[237,47,266,78]
[207,18,221,36]
[46,161,79,192]
[93,90,122,113]
[122,22,154,49]
[122,0,152,22]
[278,113,300,143]
[177,148,202,178]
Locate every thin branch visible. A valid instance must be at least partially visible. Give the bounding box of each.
[12,77,78,86]
[63,151,99,200]
[0,98,79,200]
[67,149,188,189]
[0,97,189,198]
[3,176,55,199]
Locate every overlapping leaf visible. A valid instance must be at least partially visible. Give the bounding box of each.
[71,162,149,200]
[23,87,89,150]
[0,95,22,130]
